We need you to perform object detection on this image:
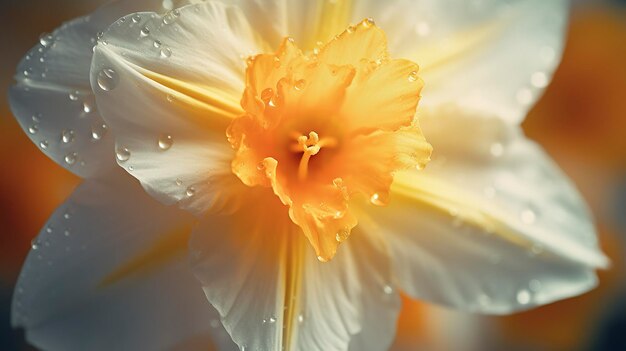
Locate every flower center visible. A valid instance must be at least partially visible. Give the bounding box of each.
[227,19,432,261]
[292,131,337,181]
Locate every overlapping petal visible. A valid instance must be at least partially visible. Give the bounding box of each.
[190,191,400,351]
[8,0,199,178]
[12,171,236,351]
[358,108,608,313]
[90,1,271,214]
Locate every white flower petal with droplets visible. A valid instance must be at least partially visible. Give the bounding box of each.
[91,1,271,215]
[358,108,608,314]
[351,0,568,124]
[190,205,400,351]
[8,0,196,178]
[12,172,236,351]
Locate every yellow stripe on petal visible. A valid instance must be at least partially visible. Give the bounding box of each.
[391,172,609,269]
[98,224,192,288]
[308,0,354,48]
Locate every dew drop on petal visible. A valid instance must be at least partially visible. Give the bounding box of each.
[132,14,141,23]
[64,152,77,165]
[175,178,183,186]
[268,316,277,323]
[529,279,542,292]
[160,47,172,58]
[516,289,531,305]
[28,124,39,135]
[39,140,49,149]
[39,33,54,47]
[140,26,151,37]
[297,314,305,324]
[370,193,387,206]
[116,147,131,162]
[317,255,329,263]
[153,39,162,48]
[383,285,394,295]
[407,71,419,82]
[186,186,196,197]
[362,18,375,28]
[97,68,119,91]
[335,227,350,242]
[68,91,79,101]
[158,134,173,150]
[91,122,108,141]
[83,101,93,114]
[31,239,39,250]
[61,129,75,144]
[294,79,306,91]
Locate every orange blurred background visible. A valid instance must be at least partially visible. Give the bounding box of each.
[1,1,625,350]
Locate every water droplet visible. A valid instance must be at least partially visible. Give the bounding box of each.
[346,25,356,33]
[69,91,79,101]
[529,279,542,292]
[158,134,173,150]
[32,114,41,123]
[370,193,387,206]
[160,47,172,58]
[153,39,162,48]
[128,165,134,171]
[407,71,419,82]
[63,212,71,219]
[39,140,49,149]
[516,289,531,305]
[116,147,131,162]
[97,68,119,91]
[23,68,33,77]
[83,101,93,113]
[520,208,536,224]
[294,79,306,91]
[39,33,54,47]
[28,124,39,135]
[140,26,151,37]
[64,152,77,165]
[317,255,329,263]
[91,122,108,141]
[268,316,277,323]
[260,88,274,102]
[383,285,394,295]
[175,178,183,186]
[362,18,375,28]
[61,129,75,144]
[335,227,350,242]
[31,239,39,250]
[531,72,548,88]
[132,14,142,23]
[186,186,196,197]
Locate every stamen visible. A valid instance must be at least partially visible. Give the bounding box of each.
[292,131,337,180]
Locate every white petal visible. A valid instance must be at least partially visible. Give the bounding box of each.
[352,0,568,124]
[8,0,197,178]
[12,172,235,351]
[359,107,608,314]
[190,204,400,351]
[91,1,268,215]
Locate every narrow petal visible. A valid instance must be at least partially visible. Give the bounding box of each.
[12,172,235,351]
[91,1,268,214]
[349,0,568,124]
[359,108,608,313]
[190,190,400,351]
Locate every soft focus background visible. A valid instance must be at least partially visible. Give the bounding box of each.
[1,0,625,350]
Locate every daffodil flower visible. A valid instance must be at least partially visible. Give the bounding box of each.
[10,0,609,350]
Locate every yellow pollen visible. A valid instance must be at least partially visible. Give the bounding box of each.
[290,131,337,180]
